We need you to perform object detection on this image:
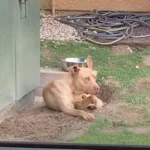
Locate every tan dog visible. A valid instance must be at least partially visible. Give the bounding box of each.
[43,56,103,121]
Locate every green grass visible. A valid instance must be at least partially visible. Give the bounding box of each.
[41,40,150,85]
[141,107,150,122]
[70,119,150,145]
[126,93,150,104]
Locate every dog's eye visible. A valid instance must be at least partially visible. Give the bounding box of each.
[85,77,90,80]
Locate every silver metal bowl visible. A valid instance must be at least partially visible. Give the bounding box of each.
[61,57,87,72]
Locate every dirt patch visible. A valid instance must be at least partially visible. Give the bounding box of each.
[99,77,121,103]
[111,45,133,55]
[0,97,88,142]
[134,77,150,92]
[58,123,90,142]
[128,127,150,134]
[143,55,150,67]
[95,103,144,126]
[0,99,144,142]
[122,77,150,94]
[132,27,150,40]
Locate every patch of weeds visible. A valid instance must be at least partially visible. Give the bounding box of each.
[134,47,150,55]
[112,120,128,127]
[102,54,150,85]
[70,118,150,145]
[134,121,150,127]
[126,94,149,105]
[141,107,150,121]
[88,118,111,133]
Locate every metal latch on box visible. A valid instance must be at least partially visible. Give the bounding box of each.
[19,0,28,19]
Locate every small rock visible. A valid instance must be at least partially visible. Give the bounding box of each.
[136,65,139,69]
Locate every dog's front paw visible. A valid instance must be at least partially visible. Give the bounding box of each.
[81,112,95,121]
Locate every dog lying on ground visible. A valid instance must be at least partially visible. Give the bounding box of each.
[43,56,104,121]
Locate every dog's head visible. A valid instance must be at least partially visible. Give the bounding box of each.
[70,56,100,95]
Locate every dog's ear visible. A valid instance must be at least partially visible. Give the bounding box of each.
[86,55,93,70]
[71,65,80,74]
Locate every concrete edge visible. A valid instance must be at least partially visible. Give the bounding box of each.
[0,91,34,123]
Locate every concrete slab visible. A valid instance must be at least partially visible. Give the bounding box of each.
[34,68,67,96]
[39,68,67,88]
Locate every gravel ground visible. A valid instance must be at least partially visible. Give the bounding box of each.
[40,10,82,41]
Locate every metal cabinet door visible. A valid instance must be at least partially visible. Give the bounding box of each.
[0,0,16,110]
[14,0,40,100]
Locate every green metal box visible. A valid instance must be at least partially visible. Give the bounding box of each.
[0,0,40,110]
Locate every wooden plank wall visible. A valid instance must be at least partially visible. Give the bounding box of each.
[40,0,150,12]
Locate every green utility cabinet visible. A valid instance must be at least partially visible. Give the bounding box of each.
[0,0,40,110]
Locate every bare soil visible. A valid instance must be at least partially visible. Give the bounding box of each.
[0,77,150,142]
[122,77,150,94]
[132,27,150,40]
[111,45,133,55]
[143,55,150,67]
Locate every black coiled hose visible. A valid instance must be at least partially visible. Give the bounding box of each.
[55,11,150,45]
